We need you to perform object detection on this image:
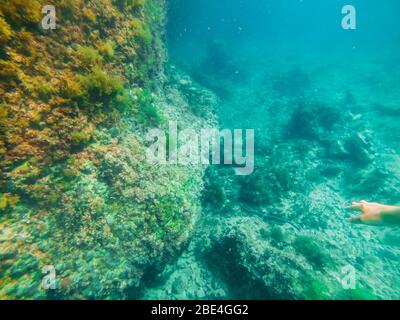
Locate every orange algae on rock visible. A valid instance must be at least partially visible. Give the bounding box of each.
[0,0,160,194]
[0,0,177,299]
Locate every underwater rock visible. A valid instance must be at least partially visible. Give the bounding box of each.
[326,139,350,160]
[292,236,332,269]
[287,99,341,141]
[141,247,227,300]
[2,0,400,301]
[201,216,327,299]
[271,67,311,97]
[0,0,219,300]
[344,132,375,166]
[237,144,307,207]
[167,67,217,117]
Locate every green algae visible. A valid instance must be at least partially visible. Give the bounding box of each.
[0,0,214,300]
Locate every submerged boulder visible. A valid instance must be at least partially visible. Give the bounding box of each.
[0,0,217,300]
[287,99,342,141]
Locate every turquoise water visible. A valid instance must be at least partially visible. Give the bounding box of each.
[1,0,400,301]
[142,0,400,299]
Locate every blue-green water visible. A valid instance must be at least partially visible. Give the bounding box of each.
[142,0,400,299]
[1,0,400,301]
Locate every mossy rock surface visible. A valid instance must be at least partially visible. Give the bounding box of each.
[0,0,217,300]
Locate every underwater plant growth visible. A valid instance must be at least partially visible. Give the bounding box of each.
[0,0,214,299]
[1,0,400,301]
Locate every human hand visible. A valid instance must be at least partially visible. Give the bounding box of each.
[346,201,397,226]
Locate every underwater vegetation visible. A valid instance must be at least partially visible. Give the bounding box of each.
[0,0,162,191]
[157,41,400,299]
[0,0,216,300]
[292,236,331,269]
[238,147,302,207]
[1,0,400,301]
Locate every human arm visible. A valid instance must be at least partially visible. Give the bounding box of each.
[346,201,400,226]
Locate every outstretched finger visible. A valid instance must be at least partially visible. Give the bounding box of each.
[346,202,362,212]
[349,215,363,224]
